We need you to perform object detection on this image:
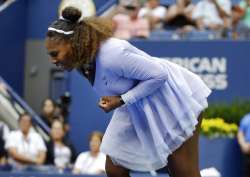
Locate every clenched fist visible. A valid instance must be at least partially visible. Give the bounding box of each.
[98,96,124,113]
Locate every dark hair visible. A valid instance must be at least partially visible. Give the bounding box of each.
[51,119,65,130]
[46,7,113,79]
[47,7,81,40]
[18,113,32,123]
[42,98,56,108]
[89,131,103,142]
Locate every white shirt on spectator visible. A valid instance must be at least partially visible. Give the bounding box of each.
[192,0,231,26]
[74,151,106,175]
[113,14,150,39]
[54,144,72,168]
[138,6,167,20]
[5,130,46,165]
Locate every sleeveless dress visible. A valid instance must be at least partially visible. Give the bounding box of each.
[91,38,211,171]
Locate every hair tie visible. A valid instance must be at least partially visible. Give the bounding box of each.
[48,27,74,35]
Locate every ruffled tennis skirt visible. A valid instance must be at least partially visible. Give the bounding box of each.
[100,59,211,171]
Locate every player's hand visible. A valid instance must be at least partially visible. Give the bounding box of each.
[98,96,124,113]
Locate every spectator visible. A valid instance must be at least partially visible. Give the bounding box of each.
[192,0,232,30]
[238,113,250,177]
[138,0,167,29]
[231,5,245,38]
[165,0,197,31]
[46,120,76,170]
[73,131,105,175]
[234,0,250,38]
[113,0,150,39]
[5,113,47,168]
[239,0,250,27]
[40,98,56,127]
[54,93,72,135]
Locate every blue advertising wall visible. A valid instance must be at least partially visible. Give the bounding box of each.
[0,0,27,95]
[26,0,61,39]
[0,172,167,177]
[199,136,242,177]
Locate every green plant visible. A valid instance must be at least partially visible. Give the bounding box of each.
[203,100,250,125]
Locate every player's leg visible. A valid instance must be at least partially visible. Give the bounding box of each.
[105,156,131,177]
[167,114,203,177]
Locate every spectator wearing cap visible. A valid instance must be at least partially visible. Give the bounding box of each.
[138,0,167,29]
[5,113,47,168]
[112,0,150,39]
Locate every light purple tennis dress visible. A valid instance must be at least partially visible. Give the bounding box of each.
[92,38,211,171]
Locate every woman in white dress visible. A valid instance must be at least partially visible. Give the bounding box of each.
[45,7,211,177]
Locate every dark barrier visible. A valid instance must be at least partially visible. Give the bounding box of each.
[0,172,168,177]
[199,136,242,177]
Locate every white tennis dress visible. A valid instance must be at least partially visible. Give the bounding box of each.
[91,38,211,171]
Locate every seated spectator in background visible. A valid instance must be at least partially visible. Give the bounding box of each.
[238,113,250,177]
[40,98,56,127]
[165,0,197,31]
[41,94,71,135]
[113,0,150,39]
[234,0,250,38]
[138,0,167,29]
[46,120,76,170]
[231,5,245,38]
[5,113,47,168]
[239,0,250,27]
[73,131,105,175]
[192,0,232,30]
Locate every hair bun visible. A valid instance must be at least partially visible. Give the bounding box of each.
[62,7,82,23]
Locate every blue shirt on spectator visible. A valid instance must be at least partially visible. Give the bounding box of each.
[239,113,250,142]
